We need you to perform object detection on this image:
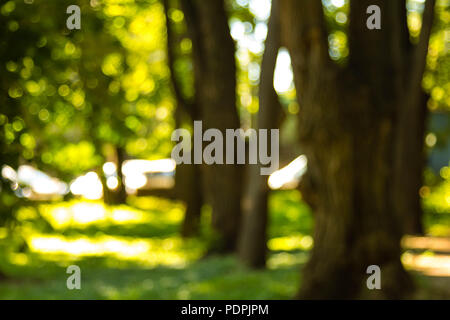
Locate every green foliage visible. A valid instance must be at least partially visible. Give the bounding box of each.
[423,163,450,236]
[50,142,102,178]
[1,0,175,181]
[422,0,450,111]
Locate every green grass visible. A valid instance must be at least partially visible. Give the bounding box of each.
[0,186,448,300]
[0,254,306,299]
[0,191,310,299]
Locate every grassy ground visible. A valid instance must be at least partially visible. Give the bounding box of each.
[0,189,448,299]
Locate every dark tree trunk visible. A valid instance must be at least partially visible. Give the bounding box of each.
[172,95,203,238]
[177,161,203,237]
[172,107,203,238]
[238,0,283,268]
[114,146,128,204]
[393,93,429,235]
[182,0,243,252]
[164,0,203,237]
[279,0,435,299]
[392,0,437,236]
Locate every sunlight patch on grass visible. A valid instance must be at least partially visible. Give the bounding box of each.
[25,234,202,268]
[128,196,183,212]
[267,252,309,269]
[28,199,183,230]
[268,234,313,252]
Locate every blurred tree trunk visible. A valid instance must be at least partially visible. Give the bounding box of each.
[99,145,127,205]
[393,93,429,236]
[164,0,203,237]
[177,162,203,237]
[280,0,435,299]
[173,109,203,237]
[114,146,127,204]
[97,166,113,205]
[181,0,243,252]
[91,139,113,205]
[238,0,284,268]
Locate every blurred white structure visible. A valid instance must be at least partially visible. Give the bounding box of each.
[1,159,177,201]
[1,165,68,200]
[122,159,176,192]
[268,155,308,190]
[70,172,103,200]
[69,159,176,199]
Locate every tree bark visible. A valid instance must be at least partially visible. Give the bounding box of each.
[174,136,203,238]
[181,0,243,252]
[238,0,284,268]
[392,0,436,235]
[280,0,435,299]
[114,145,128,204]
[164,0,203,237]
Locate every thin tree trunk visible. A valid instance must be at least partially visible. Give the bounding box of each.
[393,93,429,235]
[91,139,114,205]
[393,0,436,235]
[238,0,283,268]
[177,161,203,237]
[114,146,127,204]
[181,0,243,252]
[173,98,203,237]
[279,0,435,299]
[164,0,203,237]
[173,107,203,237]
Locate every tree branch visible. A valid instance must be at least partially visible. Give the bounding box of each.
[409,0,436,92]
[399,0,412,54]
[259,0,284,130]
[180,0,206,74]
[279,0,333,97]
[392,0,411,92]
[163,0,194,116]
